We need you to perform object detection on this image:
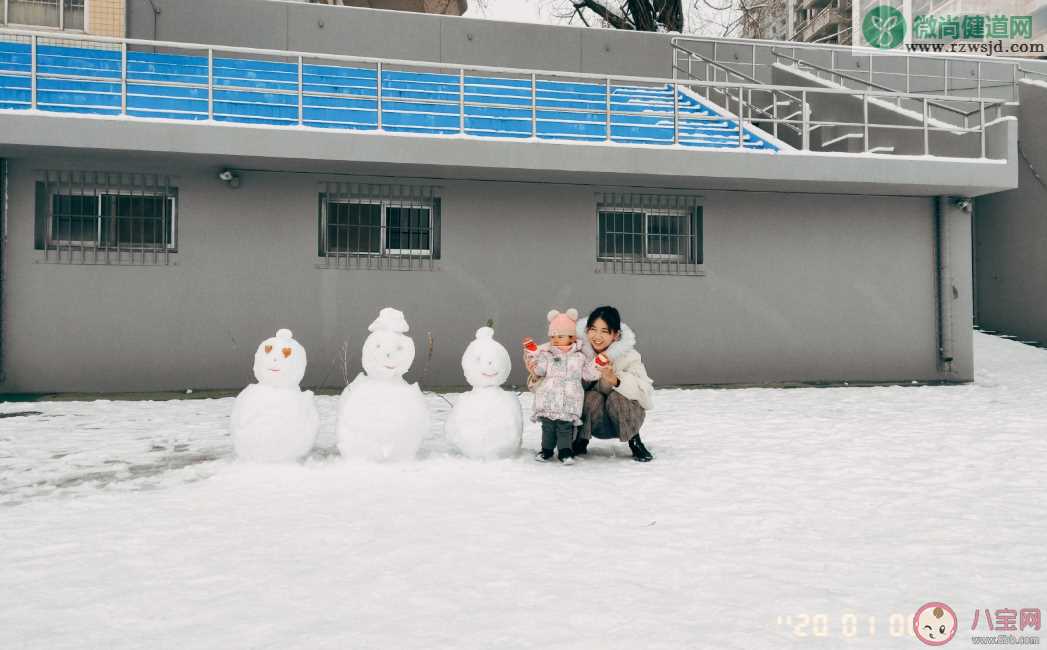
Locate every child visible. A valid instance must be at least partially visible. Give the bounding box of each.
[524,308,601,465]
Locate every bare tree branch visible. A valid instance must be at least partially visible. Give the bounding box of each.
[571,0,635,30]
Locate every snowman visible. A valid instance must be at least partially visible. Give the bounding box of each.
[445,326,522,460]
[336,307,430,462]
[230,328,319,462]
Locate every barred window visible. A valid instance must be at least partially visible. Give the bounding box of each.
[35,171,178,266]
[596,193,703,275]
[319,182,440,271]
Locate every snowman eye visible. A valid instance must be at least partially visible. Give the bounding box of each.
[264,344,273,354]
[282,347,292,359]
[939,626,946,635]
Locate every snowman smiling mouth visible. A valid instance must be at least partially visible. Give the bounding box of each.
[481,371,498,378]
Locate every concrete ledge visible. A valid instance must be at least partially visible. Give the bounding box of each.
[0,111,1019,197]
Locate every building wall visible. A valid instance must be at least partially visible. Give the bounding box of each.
[125,0,677,78]
[88,0,125,37]
[0,153,970,393]
[974,81,1047,341]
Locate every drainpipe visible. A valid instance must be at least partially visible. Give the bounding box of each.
[146,0,162,41]
[0,159,6,384]
[935,195,955,372]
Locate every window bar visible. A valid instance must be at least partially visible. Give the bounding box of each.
[427,193,434,272]
[297,55,304,126]
[166,175,173,266]
[74,171,83,264]
[635,204,641,275]
[59,0,63,30]
[43,173,49,263]
[616,209,622,275]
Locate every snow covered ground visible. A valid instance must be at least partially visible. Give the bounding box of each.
[2,331,1045,649]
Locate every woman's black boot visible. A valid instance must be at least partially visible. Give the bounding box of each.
[628,435,653,462]
[571,437,589,456]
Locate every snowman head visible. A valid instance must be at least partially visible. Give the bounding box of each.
[361,307,415,380]
[252,328,307,389]
[462,326,510,388]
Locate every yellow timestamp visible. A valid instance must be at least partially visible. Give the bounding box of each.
[776,613,917,639]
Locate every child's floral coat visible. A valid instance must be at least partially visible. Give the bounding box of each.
[529,341,601,424]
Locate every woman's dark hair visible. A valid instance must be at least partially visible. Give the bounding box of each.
[586,305,621,333]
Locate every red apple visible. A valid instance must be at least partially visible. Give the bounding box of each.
[523,338,538,352]
[595,353,609,367]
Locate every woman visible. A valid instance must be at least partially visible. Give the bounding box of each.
[526,306,654,462]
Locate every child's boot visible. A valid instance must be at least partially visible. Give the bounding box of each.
[558,448,575,466]
[534,448,554,462]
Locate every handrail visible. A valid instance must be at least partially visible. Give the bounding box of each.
[771,47,975,119]
[1019,66,1047,80]
[672,42,804,136]
[669,33,1038,65]
[0,27,1008,159]
[672,34,1023,106]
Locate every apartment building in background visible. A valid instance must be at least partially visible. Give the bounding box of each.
[0,0,466,41]
[1,0,123,37]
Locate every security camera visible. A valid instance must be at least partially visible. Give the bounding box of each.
[954,197,972,213]
[218,169,241,188]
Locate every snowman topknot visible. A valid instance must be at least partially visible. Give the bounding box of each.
[369,307,410,334]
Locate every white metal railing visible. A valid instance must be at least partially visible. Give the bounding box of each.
[670,35,1041,104]
[0,27,1012,158]
[768,48,1000,129]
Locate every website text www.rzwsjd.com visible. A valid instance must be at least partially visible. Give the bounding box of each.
[906,40,1046,55]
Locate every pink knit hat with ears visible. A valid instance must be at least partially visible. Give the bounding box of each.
[547,308,580,337]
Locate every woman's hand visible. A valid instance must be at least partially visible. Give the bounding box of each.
[599,359,619,387]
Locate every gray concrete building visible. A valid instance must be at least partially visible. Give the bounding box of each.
[0,2,1029,393]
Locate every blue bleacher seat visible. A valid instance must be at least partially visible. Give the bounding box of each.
[0,40,778,151]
